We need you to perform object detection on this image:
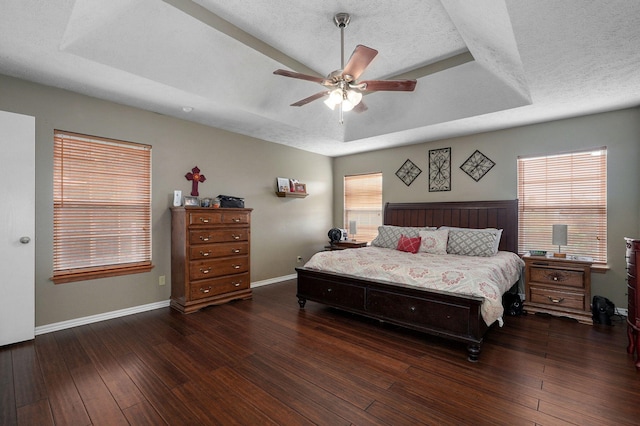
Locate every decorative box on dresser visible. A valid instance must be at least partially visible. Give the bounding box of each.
[523,254,593,324]
[171,207,252,313]
[625,237,640,368]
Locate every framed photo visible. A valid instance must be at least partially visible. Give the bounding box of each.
[294,183,307,193]
[200,197,212,207]
[429,147,451,192]
[276,177,290,192]
[184,196,199,206]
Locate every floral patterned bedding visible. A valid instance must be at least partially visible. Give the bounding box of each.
[304,246,525,326]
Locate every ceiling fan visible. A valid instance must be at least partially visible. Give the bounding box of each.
[273,12,417,123]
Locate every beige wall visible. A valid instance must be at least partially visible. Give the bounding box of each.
[334,109,640,309]
[0,74,333,326]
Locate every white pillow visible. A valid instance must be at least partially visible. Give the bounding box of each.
[439,226,503,254]
[418,229,449,255]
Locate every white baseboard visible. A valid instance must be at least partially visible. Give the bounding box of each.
[616,307,628,317]
[35,300,171,336]
[34,274,297,335]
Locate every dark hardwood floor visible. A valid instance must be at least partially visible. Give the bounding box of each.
[1,280,639,425]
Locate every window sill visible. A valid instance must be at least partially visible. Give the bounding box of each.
[52,263,154,284]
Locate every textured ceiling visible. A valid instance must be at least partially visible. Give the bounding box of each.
[1,0,639,157]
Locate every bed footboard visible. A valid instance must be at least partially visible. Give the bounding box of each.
[296,267,489,362]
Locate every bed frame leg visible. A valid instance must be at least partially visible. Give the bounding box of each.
[467,344,481,362]
[297,297,307,308]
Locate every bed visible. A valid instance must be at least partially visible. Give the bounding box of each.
[296,200,522,362]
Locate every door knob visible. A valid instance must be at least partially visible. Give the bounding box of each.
[19,236,31,244]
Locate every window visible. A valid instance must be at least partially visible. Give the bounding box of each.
[344,173,382,242]
[53,130,152,283]
[517,148,607,264]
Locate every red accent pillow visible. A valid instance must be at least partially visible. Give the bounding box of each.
[397,234,422,254]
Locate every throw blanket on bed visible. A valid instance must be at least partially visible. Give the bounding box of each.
[304,247,524,326]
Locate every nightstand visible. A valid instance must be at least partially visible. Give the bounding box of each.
[326,241,368,250]
[523,254,593,324]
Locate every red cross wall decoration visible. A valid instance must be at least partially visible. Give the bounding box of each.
[185,166,206,196]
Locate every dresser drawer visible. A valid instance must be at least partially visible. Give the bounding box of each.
[190,242,249,260]
[189,211,223,226]
[190,256,249,280]
[529,286,586,310]
[221,211,250,225]
[530,267,584,289]
[189,229,249,245]
[189,273,250,300]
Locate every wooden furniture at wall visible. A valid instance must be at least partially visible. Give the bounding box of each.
[625,237,640,368]
[171,207,252,313]
[523,254,592,324]
[325,241,368,250]
[297,200,519,362]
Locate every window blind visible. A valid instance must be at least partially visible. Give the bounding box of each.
[517,148,607,263]
[53,130,152,283]
[344,173,382,242]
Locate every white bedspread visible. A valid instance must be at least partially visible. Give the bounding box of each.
[304,247,524,326]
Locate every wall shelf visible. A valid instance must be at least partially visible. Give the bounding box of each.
[276,191,308,198]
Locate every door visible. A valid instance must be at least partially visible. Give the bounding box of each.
[0,110,35,346]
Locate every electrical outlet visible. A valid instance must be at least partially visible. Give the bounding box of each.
[159,275,166,286]
[296,256,303,263]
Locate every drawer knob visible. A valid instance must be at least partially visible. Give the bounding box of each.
[232,218,241,223]
[548,296,565,303]
[200,218,210,223]
[200,286,212,293]
[410,306,416,312]
[232,265,241,269]
[232,249,240,253]
[232,234,241,240]
[199,235,211,242]
[200,268,212,274]
[233,282,241,287]
[200,250,211,257]
[327,288,332,292]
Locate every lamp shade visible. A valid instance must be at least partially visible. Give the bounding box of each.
[349,220,357,235]
[552,224,568,246]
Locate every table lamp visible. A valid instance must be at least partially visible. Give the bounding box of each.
[552,224,568,258]
[349,220,357,241]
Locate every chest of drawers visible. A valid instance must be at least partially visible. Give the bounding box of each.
[523,254,592,324]
[625,237,640,368]
[170,207,252,313]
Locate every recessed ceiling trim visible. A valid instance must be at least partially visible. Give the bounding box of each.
[162,0,321,77]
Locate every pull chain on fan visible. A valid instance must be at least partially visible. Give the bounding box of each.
[273,12,417,124]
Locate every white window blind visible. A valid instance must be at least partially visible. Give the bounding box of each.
[53,130,152,283]
[344,173,382,242]
[517,148,607,263]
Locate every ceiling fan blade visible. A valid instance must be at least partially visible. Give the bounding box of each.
[290,91,330,107]
[342,45,378,80]
[360,79,417,92]
[274,69,326,84]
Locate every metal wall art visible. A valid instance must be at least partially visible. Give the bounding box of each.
[395,159,422,186]
[428,147,451,192]
[460,150,495,182]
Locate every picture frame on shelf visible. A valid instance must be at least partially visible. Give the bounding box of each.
[184,196,199,206]
[276,177,290,192]
[294,183,306,193]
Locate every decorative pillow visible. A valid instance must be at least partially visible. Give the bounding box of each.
[439,226,503,254]
[446,229,498,257]
[397,234,422,254]
[371,225,436,249]
[418,229,449,255]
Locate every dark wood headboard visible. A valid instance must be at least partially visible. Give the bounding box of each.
[383,200,519,254]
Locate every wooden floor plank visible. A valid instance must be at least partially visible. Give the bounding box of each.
[2,280,639,425]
